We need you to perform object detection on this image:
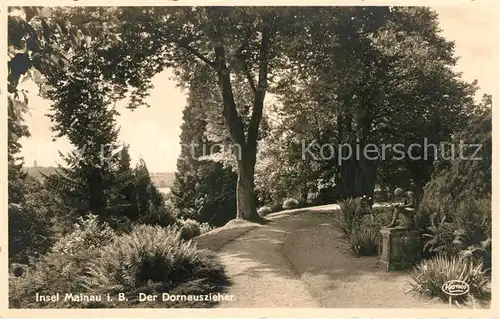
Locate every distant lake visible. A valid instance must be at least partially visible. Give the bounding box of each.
[159,187,171,194]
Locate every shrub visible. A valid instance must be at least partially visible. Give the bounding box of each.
[366,206,394,230]
[422,196,491,268]
[9,224,228,308]
[199,222,213,235]
[138,204,177,228]
[257,206,273,216]
[418,110,491,266]
[83,225,228,307]
[9,263,28,277]
[11,214,115,308]
[51,213,115,255]
[177,218,202,241]
[334,198,383,257]
[408,255,490,304]
[348,226,379,257]
[171,161,237,227]
[8,176,65,265]
[9,249,100,308]
[282,198,299,210]
[334,197,363,240]
[8,202,54,265]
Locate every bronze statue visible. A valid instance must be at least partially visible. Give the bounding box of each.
[386,188,417,229]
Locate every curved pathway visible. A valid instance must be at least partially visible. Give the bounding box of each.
[214,204,487,308]
[217,208,325,307]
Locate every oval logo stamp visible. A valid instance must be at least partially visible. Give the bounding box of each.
[441,280,470,296]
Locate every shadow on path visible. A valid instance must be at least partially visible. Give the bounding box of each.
[215,206,488,309]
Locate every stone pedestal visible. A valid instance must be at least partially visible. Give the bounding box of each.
[379,228,422,272]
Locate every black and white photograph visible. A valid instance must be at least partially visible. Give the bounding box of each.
[5,2,497,313]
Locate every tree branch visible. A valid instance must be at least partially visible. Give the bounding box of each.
[174,40,216,68]
[235,29,257,93]
[242,61,256,93]
[247,22,272,156]
[203,8,247,148]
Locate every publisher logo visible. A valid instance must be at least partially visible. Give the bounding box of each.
[441,280,470,296]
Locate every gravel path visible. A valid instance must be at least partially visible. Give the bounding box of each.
[215,205,489,308]
[217,210,320,307]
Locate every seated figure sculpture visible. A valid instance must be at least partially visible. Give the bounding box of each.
[386,187,417,229]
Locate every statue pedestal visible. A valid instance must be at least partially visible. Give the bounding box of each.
[379,228,422,271]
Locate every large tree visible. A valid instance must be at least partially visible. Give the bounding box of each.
[267,7,478,200]
[7,7,103,262]
[55,6,326,222]
[8,6,121,205]
[43,6,481,221]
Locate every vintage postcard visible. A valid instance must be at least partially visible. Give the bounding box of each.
[1,0,498,318]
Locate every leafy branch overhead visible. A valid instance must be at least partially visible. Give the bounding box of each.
[8,6,491,223]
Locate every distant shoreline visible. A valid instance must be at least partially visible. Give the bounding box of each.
[23,166,176,189]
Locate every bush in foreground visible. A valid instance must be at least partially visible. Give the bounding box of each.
[9,225,228,308]
[421,196,491,268]
[408,255,490,304]
[83,225,227,307]
[9,214,116,308]
[51,214,115,255]
[9,249,100,308]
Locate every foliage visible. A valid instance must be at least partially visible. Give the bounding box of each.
[42,42,123,218]
[8,202,53,265]
[10,224,228,308]
[9,248,101,308]
[257,206,273,217]
[259,7,479,202]
[419,110,491,266]
[82,225,228,307]
[367,206,394,228]
[334,198,364,240]
[7,176,70,265]
[199,222,214,235]
[348,226,379,257]
[282,198,299,210]
[10,213,115,307]
[421,108,491,204]
[408,255,490,304]
[51,214,115,255]
[132,159,177,228]
[422,197,491,268]
[171,93,238,226]
[7,6,121,210]
[334,199,391,256]
[178,219,202,241]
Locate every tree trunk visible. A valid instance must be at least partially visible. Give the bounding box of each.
[211,20,271,224]
[236,158,263,222]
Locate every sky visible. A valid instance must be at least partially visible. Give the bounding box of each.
[18,5,498,173]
